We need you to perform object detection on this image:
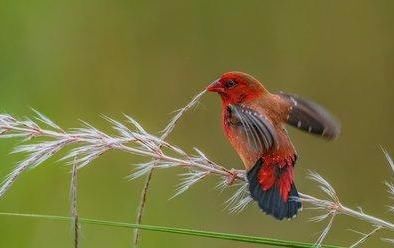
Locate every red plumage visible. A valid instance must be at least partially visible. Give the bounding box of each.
[259,154,296,202]
[208,71,340,220]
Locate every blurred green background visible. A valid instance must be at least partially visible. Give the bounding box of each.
[0,0,393,247]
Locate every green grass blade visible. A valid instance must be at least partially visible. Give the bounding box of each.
[0,212,343,248]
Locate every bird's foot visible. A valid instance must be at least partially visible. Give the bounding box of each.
[225,168,243,185]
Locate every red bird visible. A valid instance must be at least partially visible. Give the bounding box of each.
[207,71,340,220]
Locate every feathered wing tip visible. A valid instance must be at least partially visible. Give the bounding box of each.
[247,159,302,220]
[278,92,341,140]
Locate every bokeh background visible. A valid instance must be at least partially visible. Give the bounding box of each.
[0,1,393,247]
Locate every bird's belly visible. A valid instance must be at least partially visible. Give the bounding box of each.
[226,125,262,170]
[226,125,296,170]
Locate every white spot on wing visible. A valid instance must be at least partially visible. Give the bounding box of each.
[322,127,327,136]
[290,97,297,106]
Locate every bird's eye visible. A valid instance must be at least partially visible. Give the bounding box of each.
[225,79,237,89]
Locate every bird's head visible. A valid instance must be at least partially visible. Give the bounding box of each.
[207,71,267,105]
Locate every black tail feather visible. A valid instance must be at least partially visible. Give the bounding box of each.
[247,159,302,220]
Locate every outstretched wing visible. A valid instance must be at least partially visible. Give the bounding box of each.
[228,104,277,152]
[278,92,341,140]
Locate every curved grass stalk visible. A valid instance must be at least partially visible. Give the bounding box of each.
[0,212,343,248]
[133,89,206,247]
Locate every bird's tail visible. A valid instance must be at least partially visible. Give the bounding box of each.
[247,158,302,220]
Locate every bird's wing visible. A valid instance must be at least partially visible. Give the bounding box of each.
[277,92,341,140]
[228,104,278,152]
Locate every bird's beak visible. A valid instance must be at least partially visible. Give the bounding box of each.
[207,79,224,93]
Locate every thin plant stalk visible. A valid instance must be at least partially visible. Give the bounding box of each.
[348,226,382,248]
[132,89,206,247]
[70,157,79,248]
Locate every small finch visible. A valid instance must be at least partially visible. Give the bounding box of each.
[207,72,340,220]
